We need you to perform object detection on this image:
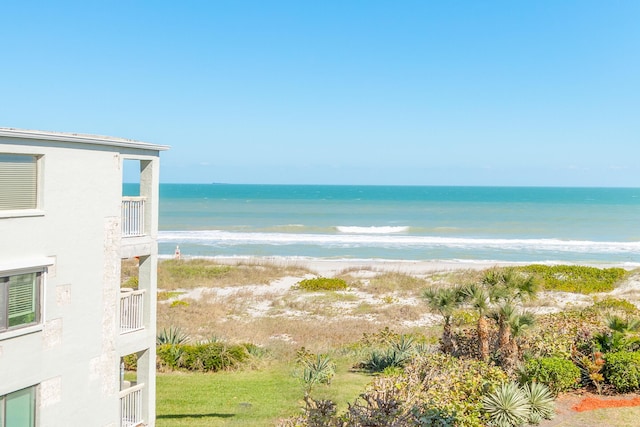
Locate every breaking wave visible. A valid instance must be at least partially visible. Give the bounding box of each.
[336,226,410,234]
[159,230,640,254]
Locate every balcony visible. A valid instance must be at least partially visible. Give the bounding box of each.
[122,197,146,237]
[120,289,145,334]
[120,383,145,427]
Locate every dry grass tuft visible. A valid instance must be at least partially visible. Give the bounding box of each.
[353,272,427,295]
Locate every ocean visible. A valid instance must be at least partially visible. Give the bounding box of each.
[133,184,640,265]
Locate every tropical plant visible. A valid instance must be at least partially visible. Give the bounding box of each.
[482,268,537,369]
[573,350,606,394]
[296,351,336,393]
[360,335,417,372]
[522,382,555,423]
[156,326,189,345]
[423,285,466,354]
[482,382,531,427]
[463,283,492,362]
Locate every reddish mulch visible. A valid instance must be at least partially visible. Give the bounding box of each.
[572,395,640,412]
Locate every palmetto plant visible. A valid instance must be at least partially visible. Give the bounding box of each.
[482,268,538,369]
[594,315,640,353]
[483,382,531,427]
[363,335,417,372]
[463,284,492,361]
[423,285,466,354]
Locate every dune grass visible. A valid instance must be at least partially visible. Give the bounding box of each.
[156,358,372,427]
[158,259,312,290]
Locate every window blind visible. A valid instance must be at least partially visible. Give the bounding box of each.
[0,154,37,210]
[8,273,36,320]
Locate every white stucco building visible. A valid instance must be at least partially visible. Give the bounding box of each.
[0,128,168,427]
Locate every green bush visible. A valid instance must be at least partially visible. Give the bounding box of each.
[604,351,640,392]
[516,265,626,294]
[521,357,580,394]
[296,277,348,291]
[156,342,249,372]
[408,353,508,426]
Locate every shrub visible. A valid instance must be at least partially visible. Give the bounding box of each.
[281,354,507,427]
[521,357,580,395]
[604,351,640,392]
[408,353,508,426]
[483,382,530,427]
[122,276,139,289]
[157,290,183,301]
[156,342,249,372]
[516,265,626,294]
[592,297,639,315]
[170,299,189,307]
[296,277,348,291]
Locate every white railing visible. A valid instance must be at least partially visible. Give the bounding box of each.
[120,383,144,427]
[120,289,145,334]
[122,197,146,237]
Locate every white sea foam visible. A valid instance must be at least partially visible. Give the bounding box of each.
[336,226,410,234]
[159,230,640,254]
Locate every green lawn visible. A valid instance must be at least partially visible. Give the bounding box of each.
[156,360,372,426]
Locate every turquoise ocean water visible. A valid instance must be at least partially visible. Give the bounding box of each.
[134,184,640,265]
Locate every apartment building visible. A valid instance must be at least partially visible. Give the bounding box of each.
[0,128,168,426]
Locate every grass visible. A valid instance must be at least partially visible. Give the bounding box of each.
[156,358,372,426]
[355,272,427,295]
[158,259,311,290]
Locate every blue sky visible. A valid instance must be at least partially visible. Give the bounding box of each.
[1,1,639,186]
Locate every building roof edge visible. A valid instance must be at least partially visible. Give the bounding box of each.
[0,128,170,151]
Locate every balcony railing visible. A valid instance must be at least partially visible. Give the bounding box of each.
[120,383,145,427]
[120,289,145,334]
[122,197,146,237]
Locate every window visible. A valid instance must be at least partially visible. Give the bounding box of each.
[0,154,38,210]
[0,386,37,427]
[0,272,42,332]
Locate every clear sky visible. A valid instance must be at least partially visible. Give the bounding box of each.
[1,1,639,186]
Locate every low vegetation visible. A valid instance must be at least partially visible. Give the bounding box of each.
[515,264,627,294]
[150,260,640,426]
[157,259,311,290]
[295,277,348,291]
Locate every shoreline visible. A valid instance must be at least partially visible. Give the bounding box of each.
[159,254,639,278]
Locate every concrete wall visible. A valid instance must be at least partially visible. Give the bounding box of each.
[0,135,160,426]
